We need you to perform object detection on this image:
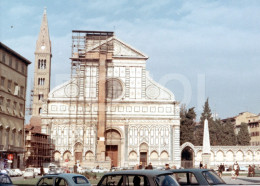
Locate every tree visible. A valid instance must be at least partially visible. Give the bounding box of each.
[214,119,237,146]
[180,107,196,145]
[237,123,251,145]
[195,98,217,145]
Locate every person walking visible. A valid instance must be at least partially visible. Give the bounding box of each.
[199,162,203,169]
[165,163,170,170]
[233,161,239,179]
[147,163,153,169]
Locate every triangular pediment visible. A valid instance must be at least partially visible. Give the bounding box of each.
[89,37,148,59]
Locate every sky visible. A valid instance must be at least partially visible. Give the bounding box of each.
[1,0,260,121]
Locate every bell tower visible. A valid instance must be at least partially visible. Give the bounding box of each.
[32,8,52,117]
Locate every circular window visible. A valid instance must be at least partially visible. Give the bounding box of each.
[106,79,123,99]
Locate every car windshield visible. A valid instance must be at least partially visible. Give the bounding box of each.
[156,174,179,186]
[0,174,12,184]
[72,176,89,184]
[25,168,34,172]
[202,170,226,185]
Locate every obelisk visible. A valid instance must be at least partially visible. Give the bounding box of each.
[202,118,211,168]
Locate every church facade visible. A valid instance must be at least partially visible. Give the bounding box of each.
[40,31,181,168]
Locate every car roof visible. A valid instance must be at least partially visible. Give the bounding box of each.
[43,173,86,178]
[103,170,173,176]
[169,168,213,173]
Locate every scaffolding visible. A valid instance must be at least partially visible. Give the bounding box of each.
[69,30,114,164]
[25,129,54,167]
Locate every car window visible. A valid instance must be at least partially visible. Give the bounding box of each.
[0,174,12,184]
[55,178,68,186]
[156,174,179,186]
[172,172,198,185]
[99,175,123,186]
[37,177,54,186]
[72,176,89,184]
[202,170,225,185]
[125,175,149,186]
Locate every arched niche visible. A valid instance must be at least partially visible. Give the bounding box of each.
[150,151,159,160]
[63,151,72,162]
[54,151,61,162]
[129,151,138,160]
[85,151,94,161]
[226,150,234,162]
[160,151,169,160]
[236,150,244,161]
[216,151,224,162]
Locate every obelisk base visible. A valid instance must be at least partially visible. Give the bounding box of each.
[202,153,211,169]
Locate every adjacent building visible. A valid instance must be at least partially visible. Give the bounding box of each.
[0,42,31,169]
[222,111,260,146]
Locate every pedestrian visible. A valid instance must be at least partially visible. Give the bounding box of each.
[233,161,239,179]
[134,164,139,170]
[248,165,253,177]
[147,163,153,169]
[231,168,236,180]
[165,163,170,170]
[218,164,223,177]
[138,162,143,169]
[40,166,44,176]
[252,165,255,177]
[199,161,203,169]
[73,163,77,173]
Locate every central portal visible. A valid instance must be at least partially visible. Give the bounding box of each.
[74,142,83,163]
[106,145,118,167]
[139,143,148,167]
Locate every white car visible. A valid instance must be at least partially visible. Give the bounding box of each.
[6,169,17,177]
[23,168,35,179]
[13,169,23,176]
[92,167,109,173]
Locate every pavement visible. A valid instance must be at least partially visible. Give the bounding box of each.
[222,176,260,185]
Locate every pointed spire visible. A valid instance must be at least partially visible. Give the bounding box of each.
[202,118,211,154]
[35,8,51,54]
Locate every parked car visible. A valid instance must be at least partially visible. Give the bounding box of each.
[239,166,248,171]
[169,168,226,185]
[36,173,91,186]
[34,168,41,175]
[91,167,109,173]
[97,170,179,186]
[13,169,23,176]
[23,168,36,179]
[0,173,13,185]
[5,169,17,177]
[48,167,57,174]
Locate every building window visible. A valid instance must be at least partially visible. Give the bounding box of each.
[6,99,11,107]
[12,131,15,146]
[0,97,3,105]
[15,60,18,70]
[20,86,24,97]
[9,57,12,67]
[0,129,2,145]
[6,129,9,146]
[38,59,46,69]
[1,77,5,87]
[19,103,23,112]
[39,107,42,114]
[7,80,12,89]
[21,64,25,74]
[13,101,17,109]
[2,53,6,63]
[38,94,44,101]
[38,78,45,85]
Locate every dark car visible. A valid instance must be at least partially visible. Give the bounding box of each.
[169,169,226,185]
[36,173,91,186]
[0,173,13,185]
[97,170,179,186]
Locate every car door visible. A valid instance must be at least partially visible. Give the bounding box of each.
[55,177,69,186]
[37,177,54,186]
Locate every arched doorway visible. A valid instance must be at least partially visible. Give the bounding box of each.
[105,129,121,167]
[74,142,83,163]
[181,146,194,168]
[139,143,148,167]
